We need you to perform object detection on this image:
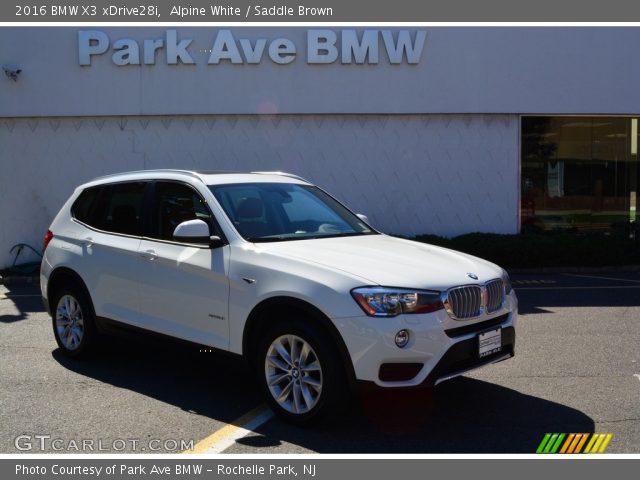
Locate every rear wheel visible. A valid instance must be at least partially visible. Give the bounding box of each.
[256,319,348,425]
[51,284,97,358]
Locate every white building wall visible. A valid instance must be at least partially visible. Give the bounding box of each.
[2,27,640,117]
[0,113,519,268]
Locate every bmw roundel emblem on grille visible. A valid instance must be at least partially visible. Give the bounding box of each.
[467,273,479,280]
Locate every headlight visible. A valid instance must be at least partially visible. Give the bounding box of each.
[502,271,513,294]
[351,287,443,317]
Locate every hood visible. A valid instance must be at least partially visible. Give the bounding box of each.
[257,234,504,290]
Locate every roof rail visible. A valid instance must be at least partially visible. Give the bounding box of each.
[90,169,204,183]
[251,171,310,183]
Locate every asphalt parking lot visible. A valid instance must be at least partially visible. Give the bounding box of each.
[1,272,639,454]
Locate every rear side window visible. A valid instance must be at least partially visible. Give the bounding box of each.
[72,182,146,236]
[71,186,101,225]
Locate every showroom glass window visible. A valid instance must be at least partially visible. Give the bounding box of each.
[521,117,639,233]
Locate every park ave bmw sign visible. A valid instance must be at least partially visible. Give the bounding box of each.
[78,29,427,66]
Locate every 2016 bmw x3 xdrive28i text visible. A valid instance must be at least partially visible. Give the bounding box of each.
[41,170,517,424]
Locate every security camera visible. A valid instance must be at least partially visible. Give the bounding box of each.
[2,64,22,81]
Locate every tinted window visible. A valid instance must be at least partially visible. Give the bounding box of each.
[153,182,213,241]
[105,183,145,235]
[521,116,640,233]
[81,182,146,236]
[71,186,101,225]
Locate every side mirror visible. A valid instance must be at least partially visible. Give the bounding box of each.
[173,219,223,248]
[356,213,370,224]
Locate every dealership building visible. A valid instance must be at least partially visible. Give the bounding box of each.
[1,27,639,268]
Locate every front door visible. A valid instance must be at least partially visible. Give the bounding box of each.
[135,181,230,349]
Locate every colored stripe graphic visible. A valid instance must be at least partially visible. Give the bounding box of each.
[536,433,552,453]
[543,433,559,453]
[559,433,575,454]
[569,434,586,453]
[549,433,565,453]
[597,434,613,453]
[537,433,613,453]
[584,434,599,453]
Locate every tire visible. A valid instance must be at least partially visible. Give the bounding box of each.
[256,318,348,425]
[50,283,98,358]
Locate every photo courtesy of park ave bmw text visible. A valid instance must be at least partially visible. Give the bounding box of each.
[1,16,640,463]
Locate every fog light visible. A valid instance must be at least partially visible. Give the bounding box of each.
[395,329,410,348]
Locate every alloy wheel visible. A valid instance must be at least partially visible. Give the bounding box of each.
[264,334,323,414]
[55,294,85,351]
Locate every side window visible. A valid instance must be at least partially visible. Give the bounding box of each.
[91,182,146,236]
[104,183,146,236]
[71,186,102,226]
[153,182,212,241]
[72,182,146,236]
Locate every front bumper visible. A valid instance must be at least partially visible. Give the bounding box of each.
[334,291,517,388]
[421,325,514,387]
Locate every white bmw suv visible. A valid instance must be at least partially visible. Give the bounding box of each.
[41,170,517,423]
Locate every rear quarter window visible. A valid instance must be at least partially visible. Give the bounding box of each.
[71,182,146,236]
[70,186,102,225]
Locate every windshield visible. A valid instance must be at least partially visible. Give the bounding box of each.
[209,183,376,242]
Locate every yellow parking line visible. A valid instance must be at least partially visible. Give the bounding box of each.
[184,404,273,454]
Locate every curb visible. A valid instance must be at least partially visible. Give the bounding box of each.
[507,265,640,275]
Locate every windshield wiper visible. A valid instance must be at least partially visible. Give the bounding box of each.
[246,236,297,243]
[247,231,377,243]
[302,232,376,240]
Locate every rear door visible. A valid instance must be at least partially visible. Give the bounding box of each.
[71,181,147,323]
[135,181,230,349]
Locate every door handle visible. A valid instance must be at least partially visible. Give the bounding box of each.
[83,237,94,247]
[141,249,158,261]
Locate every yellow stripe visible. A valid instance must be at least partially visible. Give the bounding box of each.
[574,433,589,453]
[582,433,598,453]
[183,405,269,454]
[598,434,613,453]
[560,434,575,454]
[567,434,582,454]
[583,434,598,453]
[590,434,605,453]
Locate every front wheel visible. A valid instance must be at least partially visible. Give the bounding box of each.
[257,320,348,425]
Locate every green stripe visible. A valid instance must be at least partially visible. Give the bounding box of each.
[550,433,566,453]
[543,434,559,453]
[537,433,552,453]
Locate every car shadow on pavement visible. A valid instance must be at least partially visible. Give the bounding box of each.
[0,283,45,323]
[241,376,595,453]
[52,332,595,453]
[239,377,594,453]
[51,333,264,426]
